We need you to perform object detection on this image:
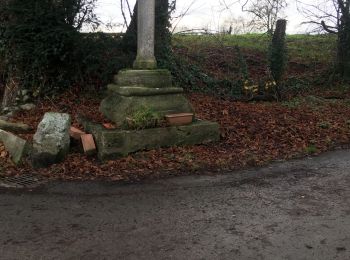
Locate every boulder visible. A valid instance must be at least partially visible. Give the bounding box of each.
[0,119,32,133]
[32,112,71,168]
[0,130,30,165]
[2,107,11,113]
[20,103,36,111]
[22,95,31,103]
[21,89,29,96]
[5,112,14,118]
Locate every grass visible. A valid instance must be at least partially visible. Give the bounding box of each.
[305,145,318,154]
[173,33,337,64]
[282,96,339,109]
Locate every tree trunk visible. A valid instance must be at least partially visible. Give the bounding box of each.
[337,1,350,81]
[269,19,287,83]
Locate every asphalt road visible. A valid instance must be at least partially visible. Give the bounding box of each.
[0,149,350,260]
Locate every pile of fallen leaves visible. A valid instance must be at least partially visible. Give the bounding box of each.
[0,143,8,159]
[1,91,350,182]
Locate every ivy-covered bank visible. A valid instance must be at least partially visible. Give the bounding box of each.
[0,0,130,108]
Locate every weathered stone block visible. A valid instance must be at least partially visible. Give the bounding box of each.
[107,85,184,97]
[0,119,32,134]
[101,69,194,125]
[133,57,157,70]
[0,130,30,165]
[19,103,36,111]
[32,113,71,168]
[81,120,220,161]
[115,70,172,88]
[100,93,194,125]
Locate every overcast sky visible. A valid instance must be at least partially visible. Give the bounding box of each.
[94,0,316,34]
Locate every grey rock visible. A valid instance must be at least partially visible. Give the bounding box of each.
[21,89,29,96]
[2,107,11,113]
[22,95,31,103]
[20,103,36,111]
[5,112,14,118]
[32,112,71,168]
[4,106,20,112]
[0,119,32,133]
[3,106,21,112]
[0,130,30,165]
[0,116,8,121]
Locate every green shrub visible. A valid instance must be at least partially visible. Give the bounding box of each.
[170,45,247,98]
[0,0,128,97]
[1,0,79,94]
[305,145,318,154]
[123,106,160,130]
[78,33,132,91]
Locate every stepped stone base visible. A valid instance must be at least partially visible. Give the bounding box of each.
[100,69,194,125]
[101,92,193,125]
[115,69,173,88]
[97,68,219,159]
[80,120,220,161]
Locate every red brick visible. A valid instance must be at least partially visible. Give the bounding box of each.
[69,126,85,140]
[103,123,116,129]
[81,134,96,155]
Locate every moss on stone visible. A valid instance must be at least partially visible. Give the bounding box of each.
[100,92,193,125]
[115,69,172,88]
[107,84,183,96]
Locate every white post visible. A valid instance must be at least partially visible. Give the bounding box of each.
[133,0,157,69]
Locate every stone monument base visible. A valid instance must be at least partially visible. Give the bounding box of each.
[80,119,220,161]
[100,69,194,125]
[97,69,220,160]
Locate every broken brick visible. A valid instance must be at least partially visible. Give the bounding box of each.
[70,126,85,140]
[81,134,96,155]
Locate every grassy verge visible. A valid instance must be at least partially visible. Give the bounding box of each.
[173,34,337,64]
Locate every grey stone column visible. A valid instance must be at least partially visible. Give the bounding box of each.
[133,0,157,70]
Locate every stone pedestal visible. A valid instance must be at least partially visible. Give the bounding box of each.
[99,0,194,125]
[100,69,194,125]
[96,0,220,159]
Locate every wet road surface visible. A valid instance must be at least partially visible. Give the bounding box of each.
[0,150,350,259]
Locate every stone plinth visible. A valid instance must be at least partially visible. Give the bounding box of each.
[115,70,172,88]
[80,119,220,161]
[98,0,220,159]
[100,69,194,125]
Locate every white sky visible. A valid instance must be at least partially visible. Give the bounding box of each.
[94,0,316,34]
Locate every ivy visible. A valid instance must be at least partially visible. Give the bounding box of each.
[0,0,104,96]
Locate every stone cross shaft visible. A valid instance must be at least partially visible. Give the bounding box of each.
[133,0,157,70]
